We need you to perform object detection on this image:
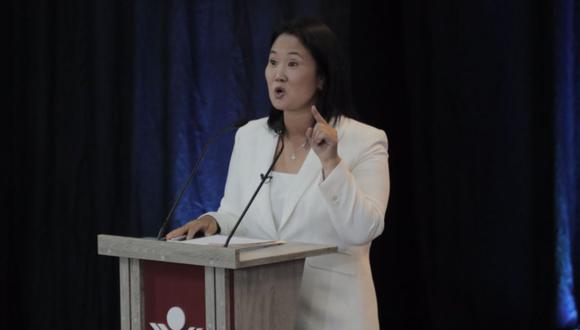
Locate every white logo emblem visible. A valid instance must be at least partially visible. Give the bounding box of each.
[149,306,203,330]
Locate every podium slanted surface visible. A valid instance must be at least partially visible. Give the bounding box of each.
[98,234,336,330]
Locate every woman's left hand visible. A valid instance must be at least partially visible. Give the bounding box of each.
[306,105,341,178]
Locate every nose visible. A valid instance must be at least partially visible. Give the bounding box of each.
[274,67,287,82]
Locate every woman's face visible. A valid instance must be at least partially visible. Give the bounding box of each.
[265,33,321,114]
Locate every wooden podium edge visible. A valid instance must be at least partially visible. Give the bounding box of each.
[98,234,238,268]
[98,234,337,269]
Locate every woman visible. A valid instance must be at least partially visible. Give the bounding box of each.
[167,17,390,330]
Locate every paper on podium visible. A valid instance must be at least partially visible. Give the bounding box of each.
[172,234,284,249]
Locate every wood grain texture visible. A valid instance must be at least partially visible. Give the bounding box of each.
[237,243,336,268]
[233,260,304,330]
[98,235,238,268]
[98,235,336,269]
[205,267,216,330]
[129,258,143,329]
[119,258,131,330]
[215,268,231,330]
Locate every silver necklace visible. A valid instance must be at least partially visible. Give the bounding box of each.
[289,140,309,161]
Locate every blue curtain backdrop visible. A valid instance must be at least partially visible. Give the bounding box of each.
[555,0,580,328]
[8,0,578,329]
[128,1,350,237]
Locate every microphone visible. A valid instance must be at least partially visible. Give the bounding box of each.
[155,118,249,240]
[223,134,284,247]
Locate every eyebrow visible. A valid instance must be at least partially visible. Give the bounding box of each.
[269,50,305,59]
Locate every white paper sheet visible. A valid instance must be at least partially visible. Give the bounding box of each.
[170,234,284,248]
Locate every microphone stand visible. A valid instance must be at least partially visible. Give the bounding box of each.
[156,122,246,240]
[223,135,284,247]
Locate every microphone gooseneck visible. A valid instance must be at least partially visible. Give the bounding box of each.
[155,119,248,240]
[223,134,284,247]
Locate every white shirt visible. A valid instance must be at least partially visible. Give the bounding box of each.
[269,171,296,231]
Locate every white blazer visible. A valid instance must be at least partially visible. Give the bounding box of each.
[206,116,390,330]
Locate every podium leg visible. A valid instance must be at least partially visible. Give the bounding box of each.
[215,267,231,330]
[119,258,130,330]
[205,267,216,330]
[119,257,143,330]
[129,258,143,329]
[206,267,232,330]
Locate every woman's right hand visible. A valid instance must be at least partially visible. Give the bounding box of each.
[165,215,220,240]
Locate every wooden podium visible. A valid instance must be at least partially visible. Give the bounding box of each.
[98,235,336,330]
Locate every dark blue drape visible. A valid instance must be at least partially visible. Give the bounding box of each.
[11,2,352,328]
[555,0,580,328]
[10,0,576,328]
[129,1,350,236]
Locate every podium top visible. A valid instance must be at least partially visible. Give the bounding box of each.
[97,234,337,269]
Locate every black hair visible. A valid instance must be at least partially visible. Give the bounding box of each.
[266,17,356,134]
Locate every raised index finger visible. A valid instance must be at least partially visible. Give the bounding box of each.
[311,105,328,125]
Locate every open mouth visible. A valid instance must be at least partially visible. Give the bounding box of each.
[274,87,285,98]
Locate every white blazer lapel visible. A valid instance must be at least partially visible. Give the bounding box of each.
[278,149,321,230]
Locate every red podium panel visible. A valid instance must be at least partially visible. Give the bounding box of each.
[142,261,205,329]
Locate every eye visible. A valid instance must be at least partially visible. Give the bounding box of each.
[269,59,277,66]
[288,61,298,67]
